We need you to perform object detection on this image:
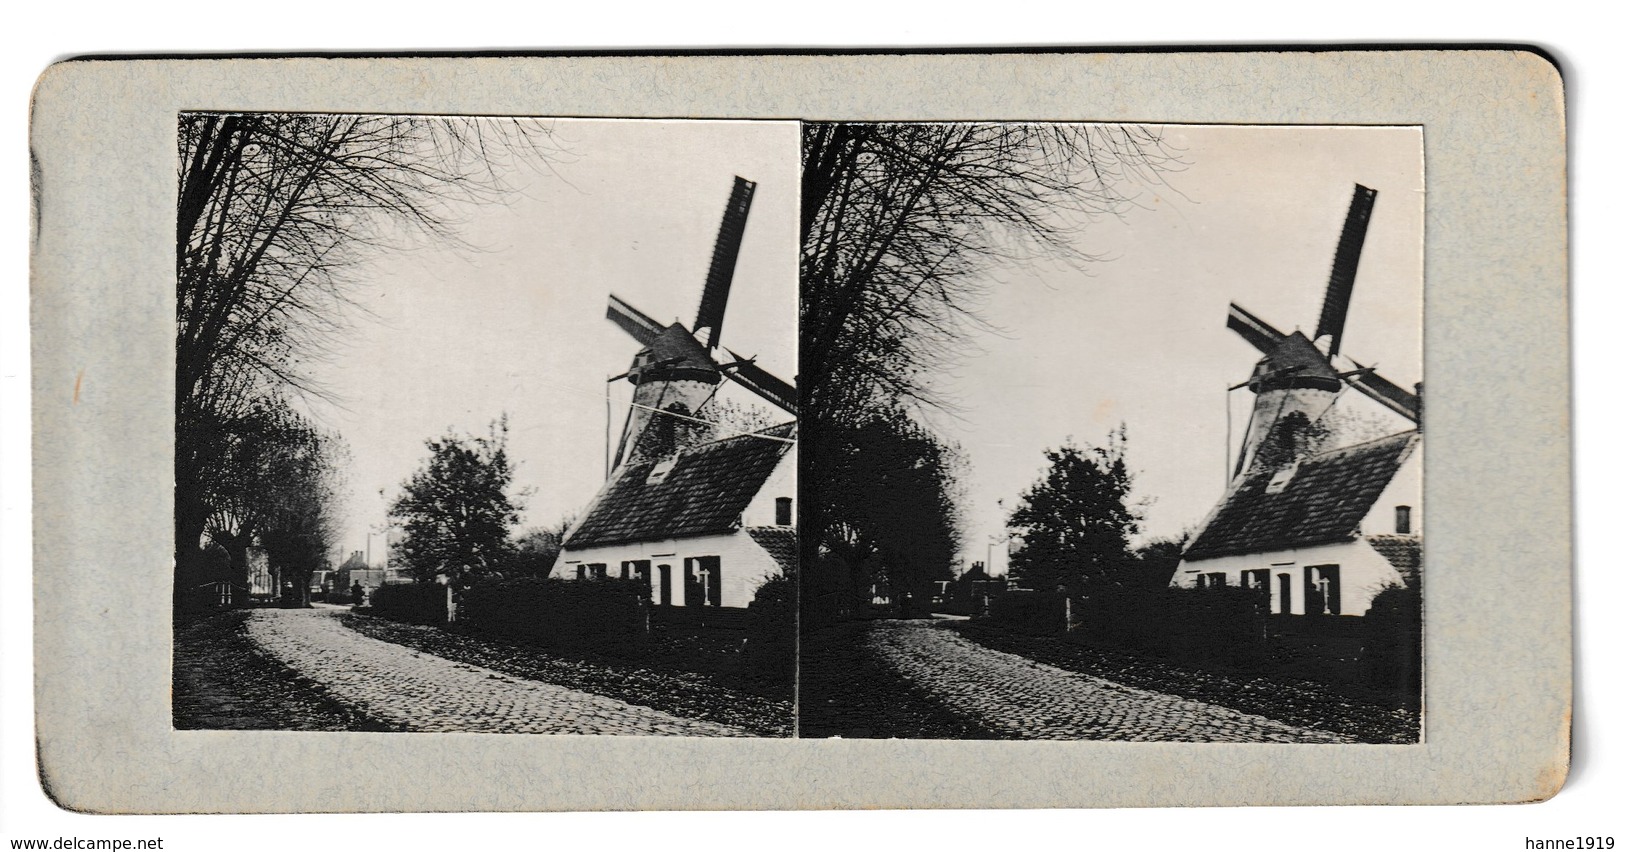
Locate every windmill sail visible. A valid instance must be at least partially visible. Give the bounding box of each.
[692,176,757,349]
[724,349,797,415]
[1343,359,1421,422]
[1227,303,1288,354]
[1315,184,1378,357]
[607,293,665,346]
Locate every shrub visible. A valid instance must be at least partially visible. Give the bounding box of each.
[742,575,796,680]
[748,575,795,637]
[369,581,450,625]
[458,576,648,653]
[1360,582,1422,699]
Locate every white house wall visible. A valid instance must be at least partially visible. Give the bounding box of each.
[1365,442,1422,537]
[1173,539,1406,616]
[559,531,781,608]
[742,445,797,528]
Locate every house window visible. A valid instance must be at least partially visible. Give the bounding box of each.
[1396,505,1413,535]
[574,564,585,581]
[622,560,651,597]
[584,563,607,581]
[1304,564,1341,615]
[1265,462,1299,494]
[1197,572,1227,590]
[683,555,722,607]
[1242,569,1269,593]
[775,497,793,526]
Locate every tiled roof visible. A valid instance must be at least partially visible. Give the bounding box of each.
[1367,534,1422,585]
[746,527,798,574]
[1184,431,1420,560]
[564,423,794,548]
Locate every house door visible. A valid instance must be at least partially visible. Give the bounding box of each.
[657,564,671,606]
[1277,573,1292,615]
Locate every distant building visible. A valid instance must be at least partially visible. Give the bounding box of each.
[245,546,276,599]
[334,550,387,599]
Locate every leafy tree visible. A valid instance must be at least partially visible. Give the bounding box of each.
[1128,532,1191,591]
[188,396,343,605]
[388,418,523,588]
[806,404,963,615]
[256,426,346,606]
[1007,426,1141,594]
[510,517,573,580]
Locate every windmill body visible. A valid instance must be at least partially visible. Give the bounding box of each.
[558,176,798,611]
[1172,185,1422,620]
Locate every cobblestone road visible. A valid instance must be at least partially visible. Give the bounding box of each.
[244,607,749,736]
[865,620,1347,742]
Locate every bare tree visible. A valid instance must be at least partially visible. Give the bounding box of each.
[174,113,559,584]
[800,122,1181,421]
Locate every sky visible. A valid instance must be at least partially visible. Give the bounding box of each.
[938,125,1424,572]
[303,119,800,564]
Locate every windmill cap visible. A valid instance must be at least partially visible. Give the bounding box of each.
[1248,331,1342,393]
[629,323,721,385]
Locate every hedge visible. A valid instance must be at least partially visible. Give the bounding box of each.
[457,576,648,652]
[1073,584,1268,665]
[369,581,450,626]
[986,590,1069,635]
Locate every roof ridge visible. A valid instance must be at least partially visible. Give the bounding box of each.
[1182,427,1419,561]
[687,419,796,451]
[1301,428,1418,462]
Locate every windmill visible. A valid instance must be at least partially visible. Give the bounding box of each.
[603,176,797,471]
[1227,184,1421,479]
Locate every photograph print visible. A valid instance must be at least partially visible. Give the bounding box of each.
[797,123,1424,743]
[173,115,799,736]
[170,113,1422,745]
